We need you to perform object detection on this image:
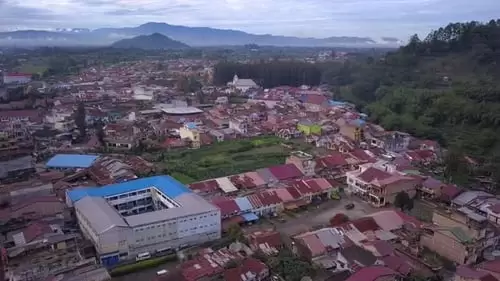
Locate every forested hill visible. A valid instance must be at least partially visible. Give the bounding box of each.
[324,20,500,183]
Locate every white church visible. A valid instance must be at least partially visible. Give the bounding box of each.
[227,74,258,92]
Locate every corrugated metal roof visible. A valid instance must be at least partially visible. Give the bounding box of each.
[215,177,238,193]
[67,175,191,202]
[46,154,99,168]
[315,228,344,249]
[234,197,253,212]
[74,197,127,234]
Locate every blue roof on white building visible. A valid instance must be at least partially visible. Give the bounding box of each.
[46,154,99,168]
[67,175,191,203]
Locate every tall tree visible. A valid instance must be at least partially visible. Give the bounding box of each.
[74,102,87,139]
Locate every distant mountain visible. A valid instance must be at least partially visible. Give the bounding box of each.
[0,22,402,48]
[111,33,189,50]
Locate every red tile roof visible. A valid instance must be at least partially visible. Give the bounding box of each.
[350,149,376,163]
[181,257,223,281]
[440,184,462,202]
[317,153,349,168]
[285,186,302,199]
[257,191,282,206]
[22,222,53,243]
[223,258,268,281]
[267,163,304,181]
[248,230,283,249]
[189,180,220,194]
[358,167,392,183]
[213,199,240,217]
[349,217,380,232]
[345,266,398,281]
[381,255,412,276]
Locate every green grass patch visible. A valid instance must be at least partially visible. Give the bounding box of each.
[171,172,197,184]
[162,136,290,182]
[110,254,177,277]
[17,63,48,75]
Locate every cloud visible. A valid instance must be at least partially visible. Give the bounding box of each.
[0,0,499,38]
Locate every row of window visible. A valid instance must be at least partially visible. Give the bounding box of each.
[107,189,149,201]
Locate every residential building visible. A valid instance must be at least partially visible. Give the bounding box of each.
[420,207,491,264]
[367,131,411,153]
[229,117,248,134]
[223,258,269,281]
[286,151,316,177]
[0,155,35,181]
[67,176,221,267]
[179,122,201,149]
[346,163,419,207]
[2,73,31,84]
[103,122,141,150]
[297,120,321,136]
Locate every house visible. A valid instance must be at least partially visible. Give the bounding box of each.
[223,258,269,281]
[368,131,411,153]
[0,156,35,181]
[246,230,283,255]
[420,207,491,264]
[286,151,316,177]
[419,177,447,199]
[344,266,399,281]
[267,163,304,182]
[247,191,283,217]
[179,122,201,149]
[316,152,351,180]
[297,120,321,136]
[0,196,65,222]
[346,163,419,207]
[103,122,140,150]
[229,117,248,134]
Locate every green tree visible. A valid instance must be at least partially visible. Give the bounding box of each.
[227,224,244,242]
[394,191,413,211]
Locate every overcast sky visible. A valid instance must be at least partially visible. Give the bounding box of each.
[0,0,499,39]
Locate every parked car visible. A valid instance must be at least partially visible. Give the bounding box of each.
[344,203,355,210]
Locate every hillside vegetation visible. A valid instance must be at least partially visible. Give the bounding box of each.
[323,20,500,183]
[111,33,189,50]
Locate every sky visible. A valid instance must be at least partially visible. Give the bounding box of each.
[0,0,499,39]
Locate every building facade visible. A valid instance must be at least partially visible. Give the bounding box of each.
[68,176,221,267]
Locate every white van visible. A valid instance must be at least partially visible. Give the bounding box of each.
[157,269,168,276]
[135,252,151,261]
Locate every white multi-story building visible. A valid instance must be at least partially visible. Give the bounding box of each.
[67,175,221,267]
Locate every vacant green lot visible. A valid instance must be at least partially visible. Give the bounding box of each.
[161,136,294,183]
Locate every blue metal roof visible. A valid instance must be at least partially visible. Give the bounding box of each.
[185,122,197,129]
[241,212,259,222]
[234,197,253,212]
[46,154,99,168]
[67,175,191,203]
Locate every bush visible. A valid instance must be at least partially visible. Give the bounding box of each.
[110,254,177,277]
